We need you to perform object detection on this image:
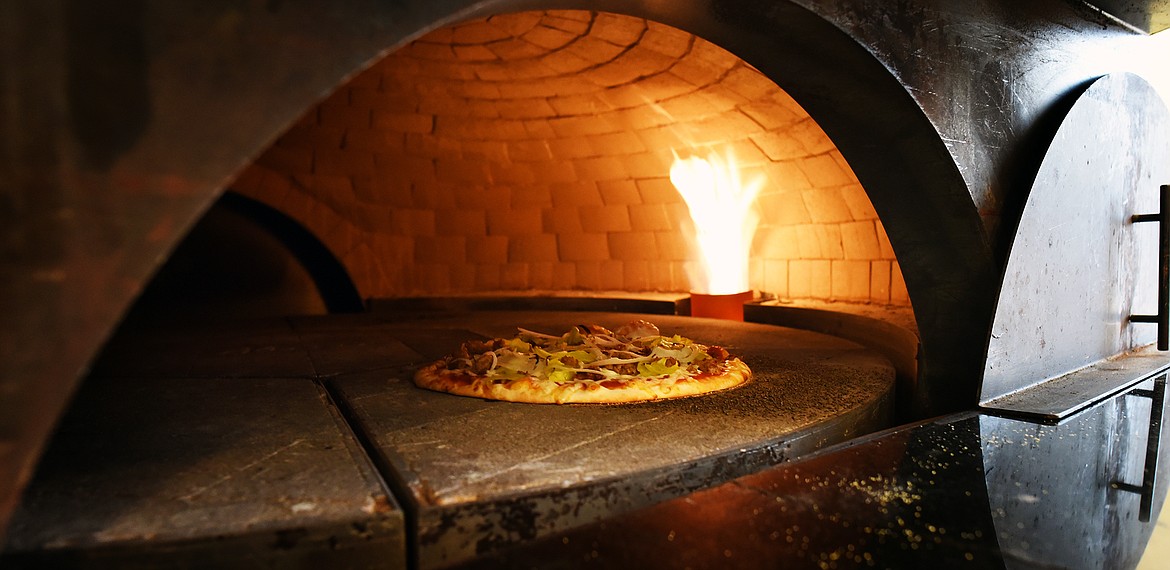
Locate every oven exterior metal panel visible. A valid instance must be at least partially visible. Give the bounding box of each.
[3,0,1170,559]
[1085,0,1170,32]
[981,72,1170,418]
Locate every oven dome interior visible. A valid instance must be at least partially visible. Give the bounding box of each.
[218,10,910,314]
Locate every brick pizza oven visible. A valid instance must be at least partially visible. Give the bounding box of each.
[3,0,1170,568]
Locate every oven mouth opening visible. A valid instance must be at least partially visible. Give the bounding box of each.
[102,6,923,448]
[129,9,916,337]
[5,9,925,570]
[115,9,921,401]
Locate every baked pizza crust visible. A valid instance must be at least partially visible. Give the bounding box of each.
[413,356,751,404]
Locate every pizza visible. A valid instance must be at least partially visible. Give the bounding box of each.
[412,319,750,404]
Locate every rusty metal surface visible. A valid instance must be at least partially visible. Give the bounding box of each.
[326,311,894,569]
[982,73,1170,409]
[0,369,405,568]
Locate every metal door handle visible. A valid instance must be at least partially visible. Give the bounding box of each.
[1130,184,1170,351]
[1113,373,1166,522]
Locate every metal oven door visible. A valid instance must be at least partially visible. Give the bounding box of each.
[981,72,1170,422]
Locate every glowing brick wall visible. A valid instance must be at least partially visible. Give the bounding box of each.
[232,10,909,305]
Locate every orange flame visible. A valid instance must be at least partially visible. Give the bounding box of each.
[669,148,764,295]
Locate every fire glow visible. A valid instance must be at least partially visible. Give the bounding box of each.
[669,148,764,296]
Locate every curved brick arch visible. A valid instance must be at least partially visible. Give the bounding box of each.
[235,11,909,306]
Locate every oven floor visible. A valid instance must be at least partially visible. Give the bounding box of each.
[1,311,894,569]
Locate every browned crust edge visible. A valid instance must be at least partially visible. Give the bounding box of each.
[412,359,751,404]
